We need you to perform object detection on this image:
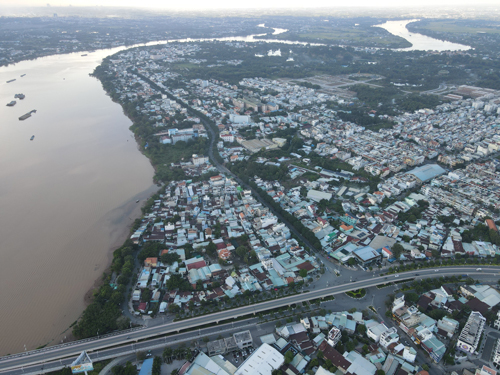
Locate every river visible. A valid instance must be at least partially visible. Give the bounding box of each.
[0,21,471,356]
[0,49,157,355]
[375,19,471,51]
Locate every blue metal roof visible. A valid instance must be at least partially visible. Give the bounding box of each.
[406,164,446,182]
[139,358,154,375]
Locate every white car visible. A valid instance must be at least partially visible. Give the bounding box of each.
[395,274,399,278]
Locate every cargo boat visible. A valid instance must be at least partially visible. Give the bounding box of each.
[19,109,36,121]
[30,135,35,141]
[20,74,26,77]
[6,101,16,107]
[6,79,16,83]
[14,93,25,99]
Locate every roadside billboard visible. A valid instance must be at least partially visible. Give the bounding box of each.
[71,351,93,374]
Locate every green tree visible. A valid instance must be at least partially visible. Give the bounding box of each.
[163,347,173,363]
[356,324,366,335]
[161,252,180,265]
[168,304,180,313]
[392,243,404,260]
[299,269,308,278]
[152,356,162,375]
[141,289,152,302]
[284,350,294,365]
[137,242,163,263]
[206,241,217,257]
[111,361,138,375]
[236,246,249,258]
[196,280,204,291]
[317,350,324,359]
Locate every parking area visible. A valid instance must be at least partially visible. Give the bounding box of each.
[224,347,255,367]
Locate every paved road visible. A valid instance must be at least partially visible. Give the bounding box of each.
[136,70,322,255]
[1,267,498,373]
[5,72,495,373]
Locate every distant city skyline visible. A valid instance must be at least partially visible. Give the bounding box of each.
[2,0,499,9]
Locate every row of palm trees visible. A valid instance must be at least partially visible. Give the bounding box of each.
[162,343,196,364]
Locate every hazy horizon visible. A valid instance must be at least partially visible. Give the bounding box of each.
[1,0,499,10]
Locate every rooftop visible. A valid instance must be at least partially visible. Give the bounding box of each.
[406,164,446,183]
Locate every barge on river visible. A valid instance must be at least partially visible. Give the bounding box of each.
[19,110,37,121]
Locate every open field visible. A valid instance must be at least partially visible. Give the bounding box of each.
[269,25,411,48]
[279,73,385,99]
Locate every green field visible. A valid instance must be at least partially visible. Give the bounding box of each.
[270,26,410,48]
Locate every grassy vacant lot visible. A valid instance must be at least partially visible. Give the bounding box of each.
[170,62,201,70]
[419,21,500,35]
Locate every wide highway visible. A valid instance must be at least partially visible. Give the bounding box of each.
[0,266,498,374]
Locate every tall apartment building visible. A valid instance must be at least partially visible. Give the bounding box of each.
[456,311,486,354]
[493,339,500,368]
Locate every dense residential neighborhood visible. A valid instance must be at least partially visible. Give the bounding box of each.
[79,37,500,375]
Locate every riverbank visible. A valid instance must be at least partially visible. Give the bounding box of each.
[0,47,156,356]
[35,183,159,350]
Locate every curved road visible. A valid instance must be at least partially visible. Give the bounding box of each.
[0,267,498,373]
[136,71,321,254]
[4,73,493,373]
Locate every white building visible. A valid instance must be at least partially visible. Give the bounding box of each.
[235,343,284,375]
[301,317,311,330]
[403,346,417,363]
[367,322,389,343]
[229,114,251,124]
[392,293,405,313]
[494,310,500,330]
[307,189,333,202]
[379,327,399,349]
[456,311,486,354]
[327,326,342,347]
[192,154,209,165]
[493,339,500,368]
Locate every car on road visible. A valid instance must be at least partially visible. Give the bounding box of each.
[434,269,439,272]
[146,350,152,358]
[395,274,399,277]
[415,274,419,276]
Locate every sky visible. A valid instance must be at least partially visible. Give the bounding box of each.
[4,0,500,9]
